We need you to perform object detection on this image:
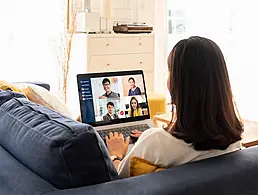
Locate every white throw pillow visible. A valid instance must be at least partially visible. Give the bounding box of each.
[14,83,74,119]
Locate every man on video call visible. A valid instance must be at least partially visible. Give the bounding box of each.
[99,78,120,99]
[103,102,119,121]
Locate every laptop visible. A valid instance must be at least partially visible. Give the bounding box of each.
[77,70,156,144]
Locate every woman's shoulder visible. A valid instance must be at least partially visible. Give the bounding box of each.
[135,127,196,163]
[140,127,173,139]
[140,127,192,145]
[143,127,164,134]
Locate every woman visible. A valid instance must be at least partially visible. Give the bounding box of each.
[128,77,141,96]
[129,97,142,117]
[106,36,243,178]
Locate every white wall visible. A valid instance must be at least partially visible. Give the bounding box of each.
[0,0,63,87]
[227,1,258,121]
[165,0,258,121]
[154,0,168,94]
[0,0,14,77]
[66,33,87,117]
[0,0,160,117]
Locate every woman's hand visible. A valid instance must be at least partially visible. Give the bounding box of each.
[106,132,130,158]
[131,130,143,138]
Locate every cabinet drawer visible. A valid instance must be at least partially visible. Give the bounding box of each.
[87,54,154,73]
[88,36,154,55]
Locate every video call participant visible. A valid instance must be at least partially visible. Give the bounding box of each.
[103,102,119,121]
[99,78,120,99]
[129,97,142,117]
[128,77,141,96]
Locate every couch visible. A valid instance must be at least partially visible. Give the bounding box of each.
[1,83,258,195]
[2,143,258,195]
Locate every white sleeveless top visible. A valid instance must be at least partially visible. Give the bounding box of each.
[118,128,242,178]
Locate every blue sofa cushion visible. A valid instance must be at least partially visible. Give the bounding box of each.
[0,90,118,189]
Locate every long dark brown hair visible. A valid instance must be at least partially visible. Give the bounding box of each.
[166,36,243,151]
[130,97,140,117]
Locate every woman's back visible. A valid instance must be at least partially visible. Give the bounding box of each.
[106,36,243,178]
[118,128,241,178]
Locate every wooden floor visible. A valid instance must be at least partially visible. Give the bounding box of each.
[242,119,258,147]
[153,113,258,148]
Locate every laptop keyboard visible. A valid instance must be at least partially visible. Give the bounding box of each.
[98,124,150,144]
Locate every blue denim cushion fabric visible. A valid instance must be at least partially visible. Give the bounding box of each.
[0,90,118,189]
[0,145,56,195]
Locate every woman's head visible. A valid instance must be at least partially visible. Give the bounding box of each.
[166,36,243,150]
[130,97,140,111]
[128,77,136,88]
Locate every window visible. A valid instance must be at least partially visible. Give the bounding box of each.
[0,0,78,98]
[164,0,258,121]
[0,0,63,87]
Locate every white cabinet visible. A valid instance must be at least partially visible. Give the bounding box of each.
[86,33,155,91]
[88,36,154,55]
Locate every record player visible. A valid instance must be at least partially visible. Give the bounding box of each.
[113,23,153,34]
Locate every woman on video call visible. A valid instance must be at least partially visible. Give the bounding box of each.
[128,77,141,96]
[129,97,142,117]
[105,36,243,178]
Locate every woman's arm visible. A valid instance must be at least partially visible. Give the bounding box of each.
[105,132,130,171]
[118,129,165,178]
[106,129,171,178]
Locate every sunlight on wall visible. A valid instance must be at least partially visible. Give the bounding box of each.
[166,0,258,121]
[0,0,62,87]
[227,1,258,121]
[0,0,85,116]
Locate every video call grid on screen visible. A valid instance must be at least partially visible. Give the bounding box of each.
[77,70,150,127]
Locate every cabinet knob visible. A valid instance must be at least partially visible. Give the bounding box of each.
[139,42,142,46]
[107,63,110,66]
[106,43,109,46]
[140,61,143,64]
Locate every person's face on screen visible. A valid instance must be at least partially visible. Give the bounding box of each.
[107,105,114,114]
[128,79,135,88]
[131,99,138,110]
[103,82,111,93]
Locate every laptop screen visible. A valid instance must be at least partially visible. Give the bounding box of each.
[77,70,150,127]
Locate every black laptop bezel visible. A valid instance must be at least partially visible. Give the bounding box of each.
[77,70,151,127]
